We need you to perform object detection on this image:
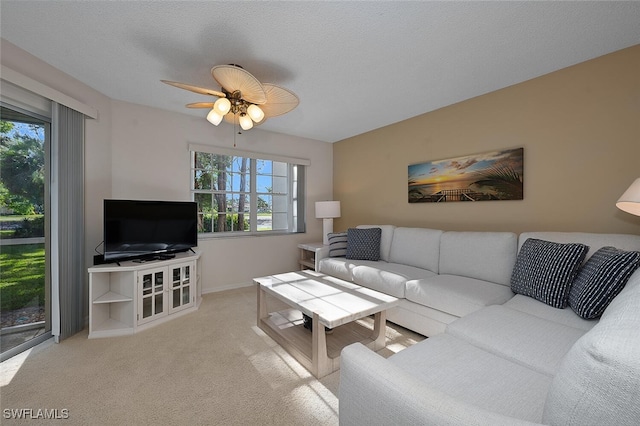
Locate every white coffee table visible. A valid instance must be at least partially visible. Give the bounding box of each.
[254,270,399,378]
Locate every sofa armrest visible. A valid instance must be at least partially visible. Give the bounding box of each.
[339,343,541,426]
[315,245,330,271]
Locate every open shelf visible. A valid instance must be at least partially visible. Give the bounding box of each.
[262,308,376,360]
[95,317,131,331]
[93,291,133,304]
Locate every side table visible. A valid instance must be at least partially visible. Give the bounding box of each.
[297,242,325,271]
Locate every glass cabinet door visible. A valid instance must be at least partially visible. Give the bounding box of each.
[169,263,194,314]
[137,267,168,325]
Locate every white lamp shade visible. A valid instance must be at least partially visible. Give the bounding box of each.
[239,113,253,130]
[315,201,341,219]
[206,109,223,126]
[247,104,265,122]
[616,178,640,216]
[213,97,231,115]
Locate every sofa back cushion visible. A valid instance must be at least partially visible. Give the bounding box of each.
[542,269,640,426]
[389,227,443,272]
[439,231,518,285]
[356,225,396,261]
[519,232,640,262]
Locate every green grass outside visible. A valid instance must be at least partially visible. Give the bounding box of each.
[0,214,44,223]
[0,243,45,312]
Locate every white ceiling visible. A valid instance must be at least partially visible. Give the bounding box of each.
[1,1,640,143]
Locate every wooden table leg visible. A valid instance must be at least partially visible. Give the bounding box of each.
[256,283,268,324]
[312,312,331,378]
[371,310,387,351]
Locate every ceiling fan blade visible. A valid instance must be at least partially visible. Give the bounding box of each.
[161,80,225,98]
[260,84,299,118]
[211,65,267,105]
[186,102,215,109]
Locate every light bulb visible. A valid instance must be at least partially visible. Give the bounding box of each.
[239,113,253,130]
[213,97,231,115]
[247,104,265,123]
[206,109,223,126]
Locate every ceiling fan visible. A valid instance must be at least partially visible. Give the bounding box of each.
[161,64,299,131]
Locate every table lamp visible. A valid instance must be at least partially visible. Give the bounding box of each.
[315,201,341,245]
[616,178,640,216]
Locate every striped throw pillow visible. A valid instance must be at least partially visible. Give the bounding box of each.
[568,246,640,319]
[328,232,348,257]
[510,238,588,308]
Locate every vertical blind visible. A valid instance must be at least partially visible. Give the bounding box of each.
[52,102,85,340]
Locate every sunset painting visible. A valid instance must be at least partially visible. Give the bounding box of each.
[408,148,523,203]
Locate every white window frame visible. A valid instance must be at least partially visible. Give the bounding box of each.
[189,144,308,238]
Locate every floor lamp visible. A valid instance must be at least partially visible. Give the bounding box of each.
[316,201,341,245]
[617,177,640,217]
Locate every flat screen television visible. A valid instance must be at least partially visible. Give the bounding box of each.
[103,199,198,263]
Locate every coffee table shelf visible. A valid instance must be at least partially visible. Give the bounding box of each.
[254,270,399,378]
[262,308,379,361]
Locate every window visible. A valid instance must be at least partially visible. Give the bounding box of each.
[190,147,306,236]
[1,103,52,360]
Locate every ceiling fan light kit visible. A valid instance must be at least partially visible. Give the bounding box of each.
[162,64,298,132]
[247,104,265,122]
[239,113,254,131]
[206,109,224,126]
[213,97,231,115]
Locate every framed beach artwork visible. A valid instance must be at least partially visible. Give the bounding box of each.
[408,148,523,203]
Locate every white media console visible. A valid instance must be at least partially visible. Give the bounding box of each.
[88,251,201,338]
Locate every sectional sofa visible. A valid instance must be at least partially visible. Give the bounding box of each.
[314,225,640,425]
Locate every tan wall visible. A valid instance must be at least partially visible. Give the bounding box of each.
[333,45,640,235]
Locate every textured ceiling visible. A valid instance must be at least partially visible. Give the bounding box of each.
[1,1,639,143]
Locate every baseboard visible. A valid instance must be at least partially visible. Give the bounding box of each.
[201,282,253,295]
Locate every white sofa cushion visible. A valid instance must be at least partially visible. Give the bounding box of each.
[405,275,514,318]
[389,334,551,422]
[503,294,597,331]
[542,270,640,426]
[356,225,395,261]
[317,257,356,282]
[446,305,587,376]
[389,227,442,272]
[439,231,517,285]
[519,232,640,261]
[340,343,539,426]
[351,261,436,298]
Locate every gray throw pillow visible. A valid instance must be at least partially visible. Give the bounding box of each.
[346,227,381,261]
[327,232,347,257]
[510,238,588,308]
[568,246,640,319]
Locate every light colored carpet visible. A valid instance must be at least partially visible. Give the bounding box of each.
[1,286,423,425]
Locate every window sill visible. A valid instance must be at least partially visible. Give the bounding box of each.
[197,230,305,241]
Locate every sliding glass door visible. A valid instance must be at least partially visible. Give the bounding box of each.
[0,105,51,359]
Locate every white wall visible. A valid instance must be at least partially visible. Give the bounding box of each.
[1,39,113,275]
[110,100,333,292]
[2,38,333,296]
